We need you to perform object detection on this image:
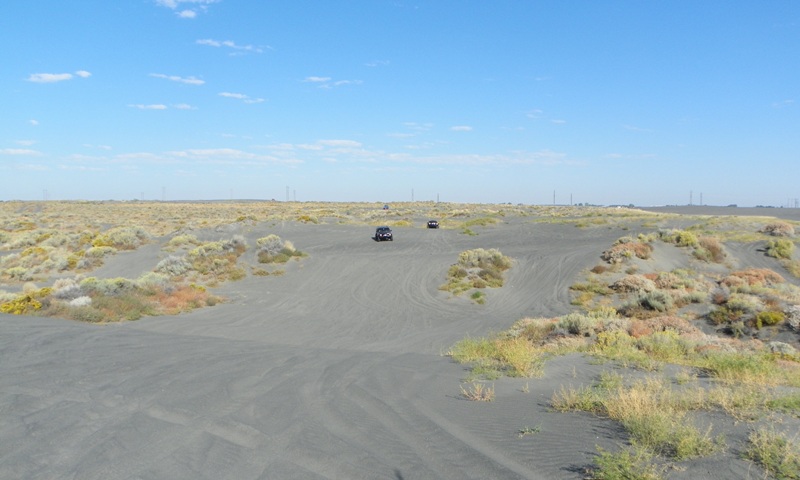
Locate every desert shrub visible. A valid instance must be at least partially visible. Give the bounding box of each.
[4,266,33,281]
[67,305,106,323]
[591,446,664,480]
[69,296,92,307]
[136,272,171,292]
[92,226,149,250]
[166,234,199,249]
[722,268,785,288]
[257,234,283,252]
[611,275,657,293]
[659,229,699,247]
[756,310,785,329]
[0,293,42,314]
[638,290,674,312]
[726,293,765,315]
[156,255,191,276]
[92,293,155,321]
[601,242,652,264]
[695,236,727,263]
[52,278,83,300]
[707,305,746,326]
[766,239,795,260]
[80,277,135,296]
[441,248,512,296]
[85,246,117,258]
[761,221,795,237]
[557,312,597,336]
[570,278,613,295]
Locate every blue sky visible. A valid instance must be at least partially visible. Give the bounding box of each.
[1,1,798,206]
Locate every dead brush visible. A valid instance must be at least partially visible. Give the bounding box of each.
[460,382,495,401]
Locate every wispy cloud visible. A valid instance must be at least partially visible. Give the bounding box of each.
[128,104,169,110]
[150,73,205,85]
[772,99,795,108]
[622,124,652,133]
[450,125,473,132]
[303,76,362,88]
[128,103,195,110]
[27,70,92,83]
[318,139,363,148]
[365,60,390,67]
[0,148,42,156]
[156,0,219,18]
[196,38,266,54]
[218,92,264,104]
[29,119,39,126]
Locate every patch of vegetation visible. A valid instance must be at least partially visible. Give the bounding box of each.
[459,382,495,402]
[590,446,665,480]
[256,234,306,264]
[439,248,512,302]
[744,426,800,479]
[767,239,795,260]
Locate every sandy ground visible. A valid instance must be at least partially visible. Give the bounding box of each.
[1,211,798,479]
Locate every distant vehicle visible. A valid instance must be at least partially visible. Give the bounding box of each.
[427,220,439,229]
[383,204,389,210]
[375,226,393,241]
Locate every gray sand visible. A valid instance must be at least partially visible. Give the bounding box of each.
[1,212,796,479]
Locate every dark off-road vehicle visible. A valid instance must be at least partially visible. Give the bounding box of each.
[375,226,393,241]
[427,220,439,229]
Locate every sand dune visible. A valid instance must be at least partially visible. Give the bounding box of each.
[2,210,798,479]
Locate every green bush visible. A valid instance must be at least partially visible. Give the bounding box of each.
[756,310,786,329]
[766,239,795,260]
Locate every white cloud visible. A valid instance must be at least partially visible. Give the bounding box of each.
[450,125,473,132]
[28,73,73,83]
[16,140,36,146]
[27,71,91,83]
[150,73,205,85]
[29,119,39,126]
[622,124,652,133]
[304,76,361,88]
[196,38,265,53]
[156,0,219,18]
[318,139,363,148]
[0,148,41,156]
[173,103,196,110]
[551,119,566,124]
[128,104,169,110]
[218,92,264,104]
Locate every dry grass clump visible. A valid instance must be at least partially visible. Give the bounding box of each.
[761,221,796,237]
[601,238,653,264]
[722,268,786,288]
[186,236,248,282]
[459,382,495,401]
[553,376,720,461]
[694,236,727,263]
[440,248,512,301]
[744,426,800,479]
[256,234,305,264]
[611,275,657,293]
